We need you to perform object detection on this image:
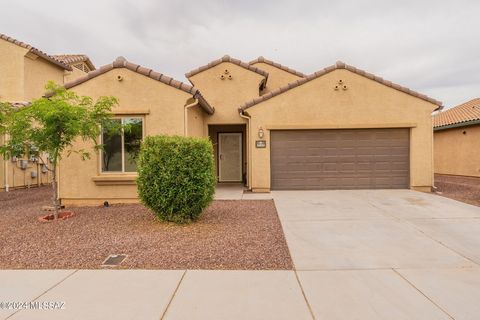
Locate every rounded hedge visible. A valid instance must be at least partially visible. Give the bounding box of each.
[136,135,216,223]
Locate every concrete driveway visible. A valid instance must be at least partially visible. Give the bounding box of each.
[273,189,480,320]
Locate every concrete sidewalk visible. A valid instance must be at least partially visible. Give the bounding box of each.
[1,270,312,320]
[2,267,480,320]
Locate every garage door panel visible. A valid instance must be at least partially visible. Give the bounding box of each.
[270,129,409,190]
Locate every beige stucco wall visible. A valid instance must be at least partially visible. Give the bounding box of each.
[434,124,480,177]
[59,68,197,205]
[0,40,27,101]
[186,105,206,137]
[0,41,64,191]
[23,55,65,101]
[250,62,303,93]
[245,69,438,192]
[188,62,265,128]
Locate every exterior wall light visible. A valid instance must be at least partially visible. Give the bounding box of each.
[258,127,264,139]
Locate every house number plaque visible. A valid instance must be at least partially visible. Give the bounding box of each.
[255,140,266,148]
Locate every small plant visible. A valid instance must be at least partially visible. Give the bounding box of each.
[137,135,216,223]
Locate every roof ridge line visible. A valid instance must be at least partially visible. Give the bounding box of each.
[185,55,269,80]
[63,56,214,115]
[239,61,443,111]
[0,32,72,71]
[248,56,307,78]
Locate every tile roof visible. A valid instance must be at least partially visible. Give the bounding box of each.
[239,61,443,111]
[249,56,307,78]
[0,33,72,71]
[63,56,214,114]
[434,98,480,128]
[185,55,269,83]
[52,54,96,70]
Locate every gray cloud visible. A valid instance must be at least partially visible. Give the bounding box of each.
[1,0,479,107]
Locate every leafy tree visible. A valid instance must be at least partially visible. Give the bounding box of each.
[0,81,118,219]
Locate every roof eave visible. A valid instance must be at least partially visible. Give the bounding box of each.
[434,119,480,131]
[240,61,443,111]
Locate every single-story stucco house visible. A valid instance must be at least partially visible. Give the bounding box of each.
[434,98,480,178]
[58,55,442,206]
[0,33,94,191]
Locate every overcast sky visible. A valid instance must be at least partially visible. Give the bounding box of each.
[2,0,479,108]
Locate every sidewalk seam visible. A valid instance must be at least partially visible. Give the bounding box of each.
[392,269,455,320]
[5,269,78,320]
[159,269,187,320]
[294,270,316,320]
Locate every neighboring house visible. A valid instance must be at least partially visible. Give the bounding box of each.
[52,54,96,83]
[434,98,480,177]
[0,33,94,191]
[59,55,442,206]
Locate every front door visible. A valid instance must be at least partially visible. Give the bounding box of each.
[218,133,242,182]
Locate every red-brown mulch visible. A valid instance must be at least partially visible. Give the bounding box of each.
[434,174,480,207]
[0,187,293,270]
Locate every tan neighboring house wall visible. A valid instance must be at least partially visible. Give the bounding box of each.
[433,98,480,178]
[434,125,480,177]
[0,34,75,191]
[23,54,65,101]
[59,57,211,206]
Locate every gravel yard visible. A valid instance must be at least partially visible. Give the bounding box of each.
[435,174,480,207]
[0,186,292,270]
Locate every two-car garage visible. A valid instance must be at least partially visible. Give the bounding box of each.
[242,62,441,192]
[270,128,410,190]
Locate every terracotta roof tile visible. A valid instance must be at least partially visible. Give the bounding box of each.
[249,56,307,78]
[52,54,95,70]
[239,61,443,111]
[434,98,480,128]
[63,56,214,115]
[0,33,72,71]
[185,55,269,81]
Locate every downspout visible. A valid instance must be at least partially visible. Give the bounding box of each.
[184,98,199,136]
[239,110,252,190]
[3,134,9,192]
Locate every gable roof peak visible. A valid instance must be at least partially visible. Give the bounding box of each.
[248,56,307,78]
[63,56,214,115]
[0,32,72,70]
[185,55,269,81]
[113,56,127,67]
[239,60,443,111]
[52,54,96,71]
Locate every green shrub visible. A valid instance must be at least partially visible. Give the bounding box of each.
[137,135,216,223]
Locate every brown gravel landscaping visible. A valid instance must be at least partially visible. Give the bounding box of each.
[0,186,293,270]
[435,174,480,207]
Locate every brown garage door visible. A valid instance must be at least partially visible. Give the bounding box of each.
[270,129,409,190]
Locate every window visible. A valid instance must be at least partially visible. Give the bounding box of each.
[102,117,143,172]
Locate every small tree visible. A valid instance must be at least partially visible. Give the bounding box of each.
[0,82,118,219]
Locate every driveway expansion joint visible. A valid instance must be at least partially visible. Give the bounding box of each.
[392,269,455,320]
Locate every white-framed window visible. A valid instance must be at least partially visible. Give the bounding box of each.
[101,117,143,173]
